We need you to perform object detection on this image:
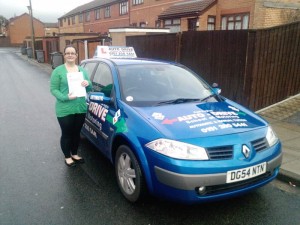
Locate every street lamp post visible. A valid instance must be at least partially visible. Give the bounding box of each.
[27,0,35,59]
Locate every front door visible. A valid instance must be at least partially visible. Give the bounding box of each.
[188,18,198,31]
[85,62,115,155]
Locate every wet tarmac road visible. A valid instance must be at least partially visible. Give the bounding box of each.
[0,48,299,225]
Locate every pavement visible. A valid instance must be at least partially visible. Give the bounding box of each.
[16,49,300,188]
[257,94,300,187]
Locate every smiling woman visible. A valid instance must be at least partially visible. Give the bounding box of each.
[50,45,92,167]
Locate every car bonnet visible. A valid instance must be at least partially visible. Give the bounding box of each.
[133,101,267,139]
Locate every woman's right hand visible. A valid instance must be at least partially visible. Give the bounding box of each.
[68,93,77,100]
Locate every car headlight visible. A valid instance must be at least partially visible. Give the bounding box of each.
[145,138,209,160]
[266,126,278,147]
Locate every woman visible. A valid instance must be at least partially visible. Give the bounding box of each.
[50,45,92,167]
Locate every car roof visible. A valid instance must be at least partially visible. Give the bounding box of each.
[81,57,178,66]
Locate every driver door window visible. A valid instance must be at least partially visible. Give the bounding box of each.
[82,62,98,79]
[92,63,113,97]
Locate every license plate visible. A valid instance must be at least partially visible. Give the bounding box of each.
[226,162,267,183]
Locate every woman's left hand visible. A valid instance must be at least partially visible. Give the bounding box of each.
[81,80,89,87]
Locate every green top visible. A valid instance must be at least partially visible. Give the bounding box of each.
[50,64,92,117]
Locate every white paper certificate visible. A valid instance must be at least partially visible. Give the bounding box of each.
[67,72,86,97]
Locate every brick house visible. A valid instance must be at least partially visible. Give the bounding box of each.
[44,23,59,37]
[58,0,300,36]
[58,0,185,35]
[7,13,45,46]
[158,0,300,31]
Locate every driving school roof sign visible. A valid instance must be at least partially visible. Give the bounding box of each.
[94,46,137,58]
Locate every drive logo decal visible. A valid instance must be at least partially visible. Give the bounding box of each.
[89,102,108,122]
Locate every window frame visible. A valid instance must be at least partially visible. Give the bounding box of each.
[132,0,143,6]
[95,9,101,20]
[120,1,129,15]
[85,11,91,22]
[79,14,83,23]
[164,18,181,26]
[104,6,111,18]
[72,16,76,25]
[207,16,216,30]
[92,62,114,97]
[221,13,250,30]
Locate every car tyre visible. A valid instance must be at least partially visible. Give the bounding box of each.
[115,145,147,203]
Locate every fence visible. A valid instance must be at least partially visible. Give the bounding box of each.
[0,37,12,47]
[126,21,300,111]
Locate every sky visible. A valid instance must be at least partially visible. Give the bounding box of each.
[0,0,93,22]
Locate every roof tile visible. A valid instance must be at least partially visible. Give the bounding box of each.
[159,0,216,18]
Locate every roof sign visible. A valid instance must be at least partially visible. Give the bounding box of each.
[94,46,137,58]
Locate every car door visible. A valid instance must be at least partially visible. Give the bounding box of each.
[85,62,115,155]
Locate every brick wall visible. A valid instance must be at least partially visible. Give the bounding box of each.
[83,3,130,34]
[59,16,84,33]
[0,37,11,47]
[130,0,183,27]
[60,0,299,36]
[62,0,184,35]
[199,5,218,30]
[253,0,300,29]
[216,0,254,29]
[8,13,44,46]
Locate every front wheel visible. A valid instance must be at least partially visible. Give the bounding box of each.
[115,145,147,202]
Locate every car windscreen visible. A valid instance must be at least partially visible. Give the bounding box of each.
[117,63,214,106]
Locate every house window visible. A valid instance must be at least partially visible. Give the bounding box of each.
[164,19,172,26]
[164,19,180,26]
[59,19,63,27]
[207,16,215,30]
[221,13,249,30]
[79,14,83,23]
[68,18,70,25]
[105,6,111,18]
[133,0,143,5]
[173,19,180,25]
[164,18,181,33]
[95,9,100,20]
[120,1,128,15]
[85,11,91,22]
[72,16,75,25]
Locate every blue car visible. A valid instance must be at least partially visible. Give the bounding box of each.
[80,47,282,204]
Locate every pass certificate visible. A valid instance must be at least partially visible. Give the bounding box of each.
[67,72,86,97]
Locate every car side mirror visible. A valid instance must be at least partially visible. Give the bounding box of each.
[88,92,112,104]
[212,83,221,94]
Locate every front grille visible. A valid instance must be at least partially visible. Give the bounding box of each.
[206,146,233,160]
[196,171,272,196]
[251,138,269,152]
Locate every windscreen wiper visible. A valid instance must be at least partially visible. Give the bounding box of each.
[199,94,217,102]
[156,98,201,105]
